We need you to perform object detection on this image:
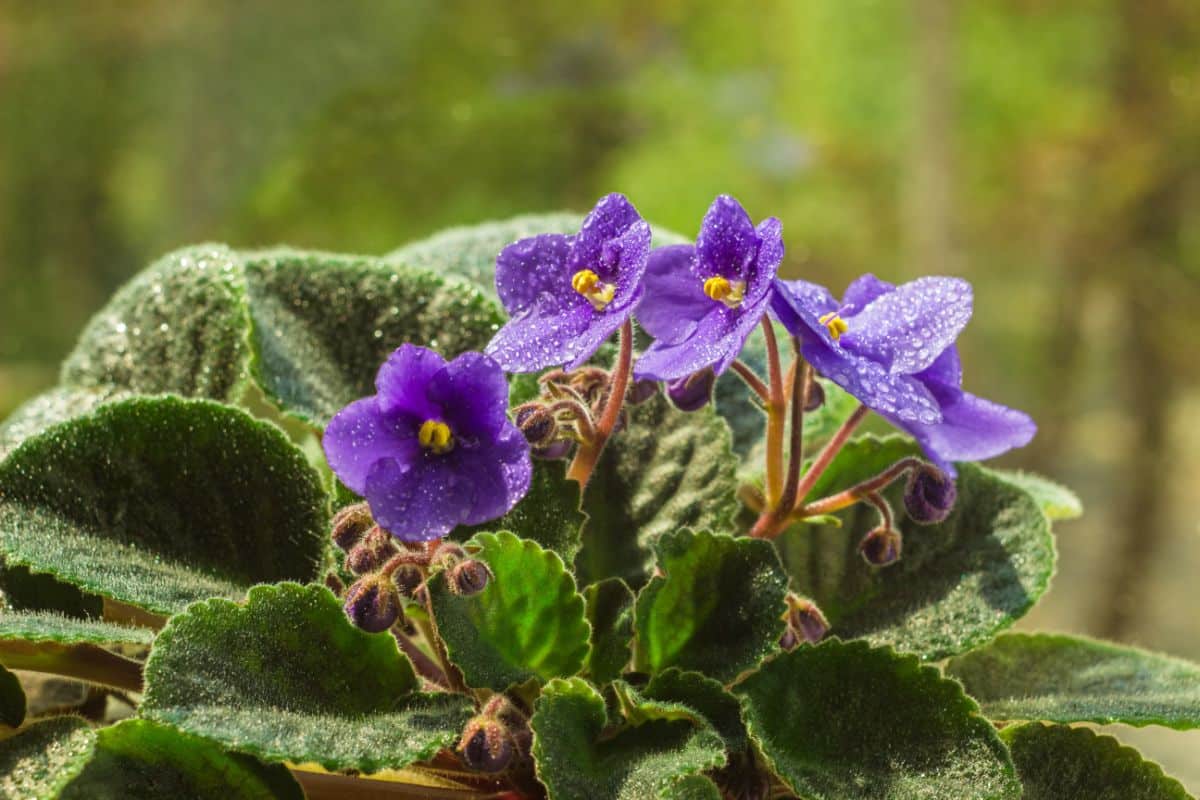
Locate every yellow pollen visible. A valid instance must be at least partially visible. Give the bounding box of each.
[571,269,617,311]
[418,419,454,454]
[703,276,747,308]
[819,311,849,341]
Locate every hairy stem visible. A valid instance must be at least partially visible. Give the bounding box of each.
[730,359,770,404]
[393,626,451,689]
[795,456,926,518]
[566,319,634,488]
[761,317,787,507]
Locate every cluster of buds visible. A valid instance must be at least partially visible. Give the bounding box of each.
[779,593,829,650]
[458,694,531,774]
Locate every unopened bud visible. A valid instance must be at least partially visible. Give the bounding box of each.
[804,378,825,412]
[515,404,558,449]
[459,717,514,773]
[343,575,401,633]
[345,526,399,575]
[533,439,573,460]
[859,527,903,567]
[788,597,829,644]
[392,563,424,599]
[666,368,716,413]
[903,467,957,524]
[331,502,374,552]
[779,627,799,651]
[449,559,493,596]
[628,379,660,406]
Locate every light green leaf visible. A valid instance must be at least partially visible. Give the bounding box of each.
[141,583,472,773]
[430,532,590,691]
[458,460,585,563]
[1001,724,1193,800]
[735,640,1020,800]
[634,529,788,683]
[61,244,250,401]
[0,397,328,615]
[0,611,153,647]
[0,716,97,799]
[0,664,24,728]
[993,470,1083,520]
[776,461,1055,660]
[242,249,503,426]
[947,633,1200,729]
[583,578,635,685]
[531,677,726,800]
[577,397,740,588]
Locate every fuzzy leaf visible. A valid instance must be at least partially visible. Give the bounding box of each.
[735,640,1020,800]
[634,529,788,683]
[458,460,584,563]
[0,664,23,728]
[643,669,747,753]
[0,611,154,647]
[1001,723,1192,800]
[0,387,117,461]
[947,633,1200,728]
[776,460,1055,660]
[583,578,635,685]
[61,245,250,401]
[0,716,97,798]
[531,677,726,800]
[577,398,740,588]
[992,470,1083,521]
[242,249,503,426]
[0,562,103,619]
[430,531,590,691]
[0,612,150,694]
[141,583,472,773]
[0,397,328,615]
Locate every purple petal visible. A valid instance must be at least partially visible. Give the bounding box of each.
[485,296,595,373]
[428,352,509,442]
[324,397,420,495]
[914,345,962,400]
[568,193,645,275]
[375,344,445,420]
[605,219,652,302]
[494,233,573,316]
[635,301,759,381]
[565,284,643,371]
[457,423,533,526]
[840,277,973,375]
[770,278,841,348]
[365,457,473,541]
[696,195,757,279]
[801,339,942,425]
[744,216,784,305]
[840,274,896,317]
[637,244,707,344]
[891,391,1037,476]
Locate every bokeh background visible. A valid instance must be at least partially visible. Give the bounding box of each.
[2,0,1198,784]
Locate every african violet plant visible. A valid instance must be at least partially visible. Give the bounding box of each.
[0,193,1196,800]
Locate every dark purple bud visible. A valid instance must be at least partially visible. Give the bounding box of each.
[459,717,514,773]
[330,502,374,552]
[343,575,401,633]
[779,627,799,651]
[345,526,399,575]
[788,597,829,644]
[430,541,467,571]
[392,563,424,599]
[449,559,493,596]
[804,378,825,412]
[666,368,716,413]
[324,572,345,596]
[859,527,903,567]
[903,467,957,524]
[628,379,660,405]
[533,439,573,460]
[515,404,558,449]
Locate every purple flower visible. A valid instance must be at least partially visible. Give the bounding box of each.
[486,193,651,372]
[323,344,532,541]
[771,274,1035,475]
[635,195,784,381]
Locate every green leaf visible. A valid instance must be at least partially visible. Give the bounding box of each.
[1001,723,1192,800]
[458,460,584,563]
[0,664,24,728]
[0,562,102,619]
[0,612,148,692]
[0,387,117,461]
[0,611,154,647]
[661,775,723,800]
[946,632,1200,729]
[583,578,635,685]
[735,640,1021,800]
[61,244,251,401]
[0,717,98,798]
[141,583,472,773]
[776,462,1055,660]
[643,669,747,753]
[634,529,788,683]
[242,249,503,426]
[0,396,328,615]
[531,677,726,800]
[993,470,1083,521]
[577,397,740,588]
[430,531,590,691]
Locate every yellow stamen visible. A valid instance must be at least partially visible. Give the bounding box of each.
[418,420,454,454]
[818,311,849,341]
[572,269,617,311]
[703,276,746,309]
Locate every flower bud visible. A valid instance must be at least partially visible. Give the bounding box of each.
[903,467,957,525]
[449,559,493,596]
[859,527,903,567]
[392,563,424,599]
[779,627,799,651]
[666,368,716,413]
[515,404,558,450]
[459,716,514,773]
[533,439,573,460]
[788,597,830,644]
[330,502,374,552]
[803,378,825,412]
[627,379,660,406]
[343,575,401,633]
[345,526,399,575]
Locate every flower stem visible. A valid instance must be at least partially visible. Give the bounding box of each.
[761,317,786,508]
[730,359,770,404]
[794,456,926,518]
[566,319,634,488]
[776,347,811,516]
[393,625,451,689]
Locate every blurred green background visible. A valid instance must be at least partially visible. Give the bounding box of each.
[2,0,1198,783]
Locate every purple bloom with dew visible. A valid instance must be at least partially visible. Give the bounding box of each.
[485,193,651,373]
[634,195,784,381]
[323,344,532,541]
[771,273,1035,475]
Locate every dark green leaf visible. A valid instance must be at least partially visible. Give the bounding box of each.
[735,640,1020,800]
[458,460,584,563]
[583,578,635,685]
[141,583,472,773]
[430,531,590,691]
[643,669,747,753]
[0,397,328,615]
[1001,723,1192,800]
[577,397,740,588]
[242,249,503,426]
[776,462,1054,660]
[634,529,788,683]
[0,611,154,647]
[531,677,726,800]
[0,664,24,728]
[992,470,1083,521]
[0,716,97,798]
[947,632,1200,729]
[0,562,102,619]
[61,245,250,401]
[0,387,117,461]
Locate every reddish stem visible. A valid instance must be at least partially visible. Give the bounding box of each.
[566,319,634,488]
[795,456,926,518]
